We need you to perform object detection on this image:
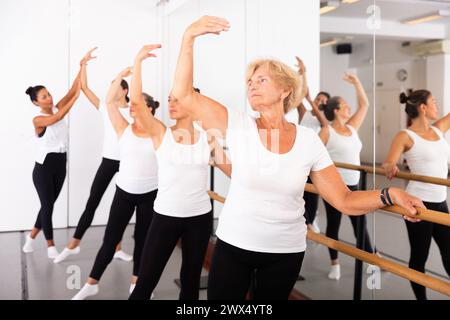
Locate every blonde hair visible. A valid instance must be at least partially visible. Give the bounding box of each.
[246,59,305,114]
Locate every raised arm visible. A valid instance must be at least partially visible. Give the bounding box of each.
[172,16,230,137]
[106,68,131,138]
[131,44,165,138]
[33,76,81,132]
[296,103,307,123]
[382,131,413,180]
[54,65,83,110]
[295,56,329,143]
[310,165,422,221]
[80,47,100,109]
[433,112,450,133]
[345,73,369,130]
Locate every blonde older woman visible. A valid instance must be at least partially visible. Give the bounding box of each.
[170,16,424,300]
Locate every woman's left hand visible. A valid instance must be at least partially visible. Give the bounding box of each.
[389,188,424,223]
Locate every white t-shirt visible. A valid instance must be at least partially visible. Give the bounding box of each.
[99,102,132,161]
[115,126,158,194]
[403,126,449,202]
[35,108,68,164]
[154,128,212,217]
[216,109,333,253]
[326,125,362,186]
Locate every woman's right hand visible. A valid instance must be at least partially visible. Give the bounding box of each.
[118,66,133,79]
[382,162,399,180]
[80,47,98,66]
[135,44,162,63]
[184,16,230,39]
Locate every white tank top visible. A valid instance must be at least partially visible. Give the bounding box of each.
[115,126,158,194]
[35,109,68,164]
[154,128,212,217]
[99,102,132,161]
[403,126,449,202]
[326,125,362,186]
[216,110,333,253]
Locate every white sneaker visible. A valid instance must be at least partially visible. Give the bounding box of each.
[72,283,99,300]
[22,233,34,253]
[47,246,59,259]
[328,264,341,280]
[114,250,133,262]
[311,220,321,233]
[53,247,80,263]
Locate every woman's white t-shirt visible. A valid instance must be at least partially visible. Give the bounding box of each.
[216,109,333,254]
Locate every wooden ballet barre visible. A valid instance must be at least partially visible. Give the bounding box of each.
[334,162,450,187]
[304,183,450,227]
[207,190,450,297]
[307,230,450,297]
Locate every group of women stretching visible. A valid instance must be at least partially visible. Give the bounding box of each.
[22,16,449,300]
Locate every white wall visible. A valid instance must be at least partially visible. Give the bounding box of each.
[0,0,70,232]
[0,0,320,231]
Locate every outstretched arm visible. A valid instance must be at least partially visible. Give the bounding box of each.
[106,68,131,138]
[33,76,81,133]
[311,165,422,221]
[80,47,100,109]
[131,44,165,139]
[346,73,369,130]
[172,16,230,138]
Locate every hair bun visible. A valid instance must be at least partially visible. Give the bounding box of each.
[25,86,33,95]
[399,92,409,104]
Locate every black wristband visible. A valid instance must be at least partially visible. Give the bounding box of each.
[384,187,394,206]
[380,189,388,206]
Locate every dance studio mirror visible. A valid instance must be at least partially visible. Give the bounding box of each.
[372,0,450,300]
[1,0,449,302]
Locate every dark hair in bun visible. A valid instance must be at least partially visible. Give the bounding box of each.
[25,85,46,102]
[142,93,160,115]
[319,96,341,121]
[120,80,130,103]
[399,90,431,120]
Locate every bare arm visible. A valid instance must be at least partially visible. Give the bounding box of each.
[33,77,81,132]
[131,44,165,140]
[433,112,450,133]
[382,131,413,180]
[80,47,100,109]
[295,56,330,144]
[54,68,82,110]
[345,74,369,131]
[209,135,232,178]
[172,16,230,138]
[297,103,307,124]
[310,165,423,221]
[106,68,131,138]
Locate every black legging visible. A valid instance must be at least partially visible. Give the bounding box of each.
[89,186,156,281]
[32,153,67,240]
[208,238,305,300]
[73,158,120,240]
[129,211,212,300]
[406,200,450,300]
[304,177,319,225]
[324,185,374,260]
